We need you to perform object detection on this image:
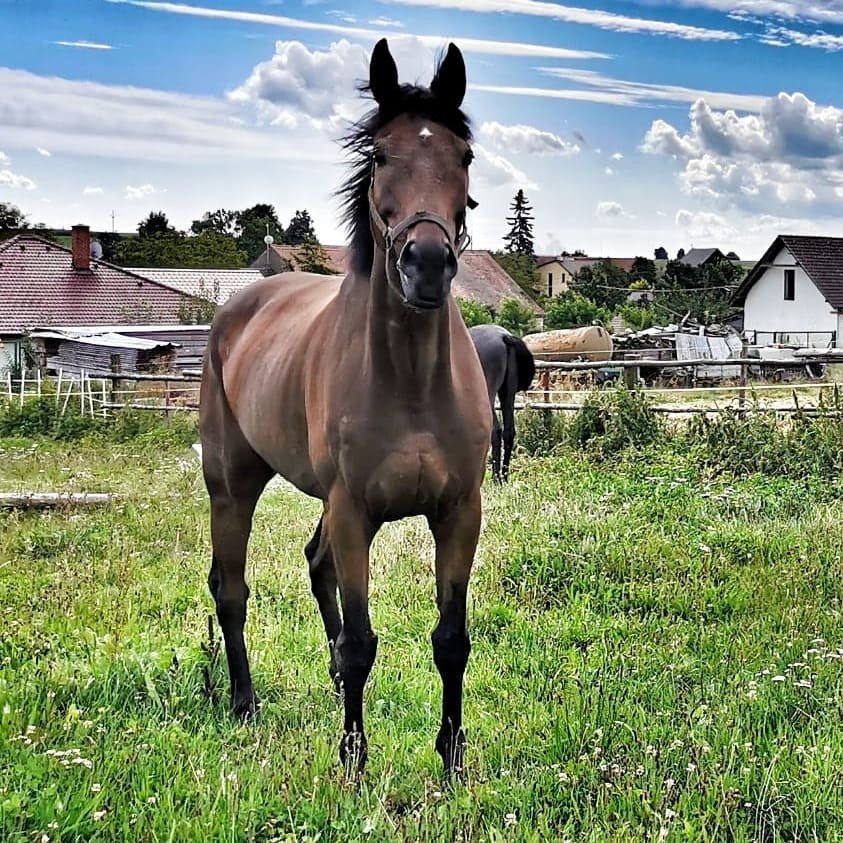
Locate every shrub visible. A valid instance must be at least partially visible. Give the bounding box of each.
[517,407,569,456]
[457,298,494,327]
[569,385,663,457]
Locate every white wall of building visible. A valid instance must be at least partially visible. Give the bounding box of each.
[744,246,839,346]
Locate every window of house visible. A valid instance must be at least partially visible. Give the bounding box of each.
[547,271,553,297]
[783,269,795,301]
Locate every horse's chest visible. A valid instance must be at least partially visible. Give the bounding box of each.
[339,422,458,517]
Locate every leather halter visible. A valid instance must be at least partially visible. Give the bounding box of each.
[367,159,471,301]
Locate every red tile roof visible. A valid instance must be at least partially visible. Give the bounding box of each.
[270,244,542,314]
[0,235,192,333]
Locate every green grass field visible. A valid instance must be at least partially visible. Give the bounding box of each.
[2,429,843,841]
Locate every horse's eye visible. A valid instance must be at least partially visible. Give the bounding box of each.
[373,148,387,167]
[461,149,474,168]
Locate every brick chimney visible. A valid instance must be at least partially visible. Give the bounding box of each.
[71,224,91,271]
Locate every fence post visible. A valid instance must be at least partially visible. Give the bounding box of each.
[623,363,639,390]
[110,354,122,409]
[739,335,748,413]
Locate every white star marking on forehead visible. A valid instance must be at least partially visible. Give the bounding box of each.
[419,126,433,139]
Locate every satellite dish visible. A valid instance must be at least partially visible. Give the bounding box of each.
[90,238,104,260]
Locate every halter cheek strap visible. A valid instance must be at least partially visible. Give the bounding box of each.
[367,165,472,301]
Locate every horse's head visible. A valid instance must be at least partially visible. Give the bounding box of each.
[366,39,474,310]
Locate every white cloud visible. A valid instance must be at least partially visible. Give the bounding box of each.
[368,17,404,28]
[537,67,768,112]
[653,0,843,27]
[479,121,579,156]
[472,144,536,190]
[595,200,627,218]
[83,186,104,195]
[382,0,740,41]
[642,92,843,212]
[604,166,615,175]
[125,184,158,199]
[53,40,114,50]
[0,67,336,165]
[109,1,609,59]
[228,39,368,128]
[0,150,8,164]
[0,169,36,190]
[36,147,51,157]
[675,209,736,241]
[611,152,623,160]
[762,26,843,51]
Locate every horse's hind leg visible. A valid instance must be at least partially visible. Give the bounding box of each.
[498,369,517,482]
[305,515,342,691]
[490,409,503,484]
[203,408,273,718]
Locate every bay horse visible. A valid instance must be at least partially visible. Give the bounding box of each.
[469,324,535,482]
[199,39,491,777]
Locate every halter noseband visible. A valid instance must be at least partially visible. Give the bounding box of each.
[367,160,471,301]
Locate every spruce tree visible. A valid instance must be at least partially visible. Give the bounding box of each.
[502,190,535,256]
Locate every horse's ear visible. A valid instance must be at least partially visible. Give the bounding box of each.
[369,38,399,106]
[431,43,466,109]
[467,194,478,210]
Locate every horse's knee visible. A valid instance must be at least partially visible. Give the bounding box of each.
[214,583,250,626]
[335,627,378,687]
[432,625,470,677]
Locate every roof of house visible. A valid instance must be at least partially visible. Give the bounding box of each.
[732,234,843,309]
[679,247,725,268]
[269,244,349,274]
[557,256,636,276]
[534,255,560,268]
[0,234,192,334]
[259,245,542,314]
[453,250,543,314]
[127,267,265,302]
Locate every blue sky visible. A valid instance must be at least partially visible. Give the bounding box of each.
[2,0,843,259]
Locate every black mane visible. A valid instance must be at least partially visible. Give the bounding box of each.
[337,78,472,276]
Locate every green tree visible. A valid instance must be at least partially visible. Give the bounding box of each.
[618,304,654,330]
[294,236,332,274]
[237,204,281,262]
[190,208,238,237]
[495,298,536,336]
[456,298,493,327]
[502,189,535,256]
[543,291,611,330]
[493,251,541,299]
[572,260,630,310]
[0,202,28,233]
[653,258,743,324]
[137,211,175,238]
[630,256,657,285]
[284,210,317,245]
[114,229,246,268]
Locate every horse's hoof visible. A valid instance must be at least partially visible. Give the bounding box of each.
[232,694,259,721]
[339,731,367,778]
[436,728,466,780]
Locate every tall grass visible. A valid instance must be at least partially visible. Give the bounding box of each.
[2,411,843,840]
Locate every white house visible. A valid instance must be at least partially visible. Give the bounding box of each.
[733,235,843,348]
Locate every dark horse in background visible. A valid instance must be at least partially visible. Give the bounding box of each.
[469,324,535,483]
[199,39,491,777]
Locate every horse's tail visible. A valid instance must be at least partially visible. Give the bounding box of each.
[502,333,536,393]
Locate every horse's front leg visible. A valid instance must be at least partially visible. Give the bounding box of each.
[326,486,378,775]
[429,492,481,778]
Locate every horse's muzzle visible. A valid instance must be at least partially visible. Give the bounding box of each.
[397,239,458,309]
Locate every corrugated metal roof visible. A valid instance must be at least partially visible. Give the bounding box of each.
[30,329,174,351]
